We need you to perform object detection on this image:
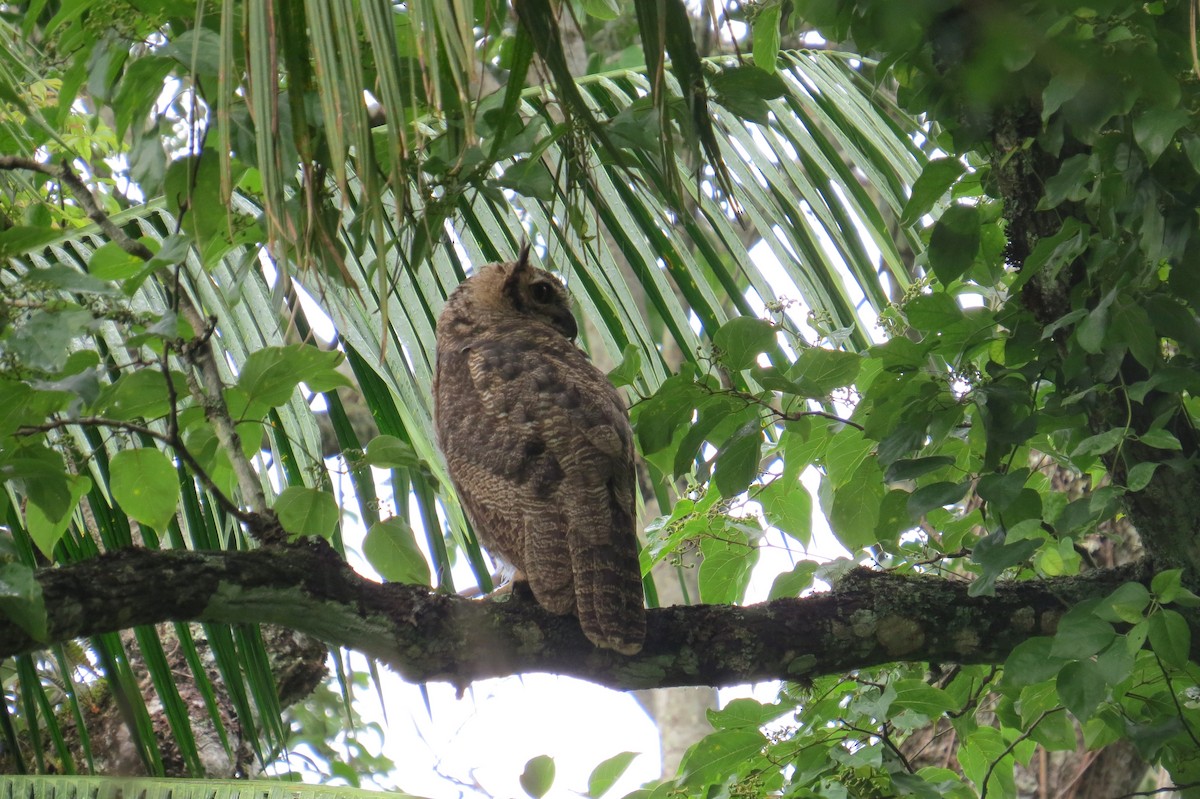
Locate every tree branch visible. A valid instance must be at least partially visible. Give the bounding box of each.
[4,545,1149,692]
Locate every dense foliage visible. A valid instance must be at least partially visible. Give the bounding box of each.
[1,0,1200,797]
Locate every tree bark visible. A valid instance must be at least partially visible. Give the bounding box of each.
[6,543,1151,692]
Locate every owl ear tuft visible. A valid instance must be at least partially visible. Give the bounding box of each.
[515,240,532,272]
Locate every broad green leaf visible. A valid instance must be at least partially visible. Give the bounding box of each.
[1056,659,1106,723]
[236,344,353,415]
[364,435,420,469]
[767,561,818,600]
[1126,461,1158,491]
[1095,582,1151,624]
[607,343,642,388]
[1148,608,1191,668]
[110,448,180,532]
[7,309,93,373]
[969,530,1040,596]
[1050,606,1115,659]
[891,680,955,717]
[520,754,555,799]
[1151,569,1183,603]
[713,419,763,498]
[1137,428,1181,450]
[698,535,756,604]
[901,157,966,225]
[828,460,884,552]
[587,751,639,798]
[885,456,955,482]
[712,317,777,371]
[679,729,766,789]
[24,474,91,558]
[758,476,811,545]
[0,562,48,641]
[822,426,872,488]
[1001,637,1068,691]
[928,204,981,286]
[275,486,340,539]
[362,518,431,586]
[1071,428,1124,458]
[89,241,145,280]
[1133,107,1190,165]
[906,481,969,517]
[98,369,185,420]
[751,4,782,74]
[905,293,964,332]
[789,348,861,395]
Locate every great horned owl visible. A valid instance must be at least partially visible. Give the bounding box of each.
[433,246,646,655]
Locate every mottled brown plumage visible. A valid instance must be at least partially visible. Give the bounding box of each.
[432,247,646,655]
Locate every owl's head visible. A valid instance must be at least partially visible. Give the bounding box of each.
[444,245,579,340]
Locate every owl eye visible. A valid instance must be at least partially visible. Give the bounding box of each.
[529,281,556,304]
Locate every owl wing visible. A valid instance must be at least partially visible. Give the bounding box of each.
[459,328,645,653]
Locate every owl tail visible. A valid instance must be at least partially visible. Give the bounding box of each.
[570,539,647,655]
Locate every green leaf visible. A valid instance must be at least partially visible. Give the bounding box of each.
[24,474,91,558]
[582,0,620,20]
[364,435,420,469]
[679,729,766,789]
[885,456,955,482]
[906,481,969,518]
[1071,428,1125,458]
[707,698,785,729]
[497,158,555,201]
[789,348,861,395]
[698,534,756,604]
[235,344,353,416]
[1051,605,1116,659]
[767,561,818,600]
[713,317,778,371]
[901,157,967,225]
[1137,428,1181,450]
[713,419,763,498]
[829,460,884,552]
[97,369,184,420]
[1148,608,1191,668]
[520,754,556,799]
[110,448,181,532]
[1095,581,1151,624]
[362,518,431,586]
[587,751,639,798]
[7,309,93,373]
[1151,569,1183,603]
[275,486,340,539]
[89,241,146,280]
[1110,300,1158,367]
[1057,659,1106,723]
[758,476,811,545]
[904,292,964,331]
[1001,637,1068,691]
[1126,461,1159,492]
[751,3,782,73]
[969,530,1039,596]
[928,204,981,286]
[0,562,48,641]
[891,679,955,717]
[1133,107,1190,165]
[607,343,642,388]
